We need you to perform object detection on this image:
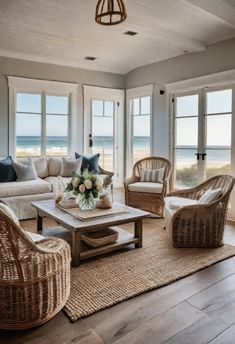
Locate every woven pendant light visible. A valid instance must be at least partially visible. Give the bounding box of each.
[95,0,127,26]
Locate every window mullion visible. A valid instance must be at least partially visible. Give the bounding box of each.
[41,91,46,156]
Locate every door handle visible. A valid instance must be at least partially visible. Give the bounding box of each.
[89,134,93,148]
[201,153,207,160]
[195,153,201,160]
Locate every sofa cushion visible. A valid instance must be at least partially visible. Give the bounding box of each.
[13,158,37,181]
[165,196,198,211]
[44,176,71,192]
[128,182,163,194]
[0,157,17,182]
[75,152,100,174]
[0,178,51,198]
[33,157,49,178]
[48,157,61,176]
[60,157,82,177]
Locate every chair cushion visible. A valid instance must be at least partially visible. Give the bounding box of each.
[26,231,45,243]
[0,202,20,226]
[140,168,164,183]
[75,152,100,174]
[13,158,37,181]
[198,188,223,204]
[60,157,82,177]
[44,176,71,192]
[128,182,163,194]
[0,156,17,182]
[0,178,51,198]
[165,196,199,211]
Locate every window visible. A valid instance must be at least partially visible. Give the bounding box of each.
[126,85,153,176]
[8,77,78,158]
[131,96,151,164]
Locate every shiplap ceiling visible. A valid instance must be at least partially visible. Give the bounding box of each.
[0,0,235,74]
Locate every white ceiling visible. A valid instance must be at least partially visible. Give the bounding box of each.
[0,0,235,74]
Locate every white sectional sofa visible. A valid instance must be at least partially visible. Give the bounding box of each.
[0,157,73,220]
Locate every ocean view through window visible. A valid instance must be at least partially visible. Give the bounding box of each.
[16,93,70,157]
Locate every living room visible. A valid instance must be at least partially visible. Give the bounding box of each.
[1,0,235,343]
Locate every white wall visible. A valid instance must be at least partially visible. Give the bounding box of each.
[0,56,125,156]
[126,38,235,158]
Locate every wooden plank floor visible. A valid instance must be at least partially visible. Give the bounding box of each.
[1,190,235,343]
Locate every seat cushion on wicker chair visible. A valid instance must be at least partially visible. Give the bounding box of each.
[26,231,45,242]
[165,196,199,211]
[128,182,163,194]
[0,178,51,198]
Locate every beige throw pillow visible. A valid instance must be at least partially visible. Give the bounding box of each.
[60,157,82,177]
[198,188,223,204]
[140,168,164,183]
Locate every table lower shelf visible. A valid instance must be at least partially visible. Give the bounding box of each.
[80,227,138,260]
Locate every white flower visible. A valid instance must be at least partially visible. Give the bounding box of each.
[95,178,103,191]
[84,179,92,189]
[72,178,79,188]
[79,184,85,193]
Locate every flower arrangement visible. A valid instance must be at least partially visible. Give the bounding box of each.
[66,169,112,210]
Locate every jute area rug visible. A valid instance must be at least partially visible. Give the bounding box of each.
[22,217,235,322]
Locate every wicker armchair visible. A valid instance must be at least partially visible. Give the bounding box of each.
[165,175,235,248]
[124,157,172,217]
[0,209,71,330]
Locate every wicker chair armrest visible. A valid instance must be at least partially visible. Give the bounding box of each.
[124,175,139,187]
[99,166,114,177]
[168,187,200,200]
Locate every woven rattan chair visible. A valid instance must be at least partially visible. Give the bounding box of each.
[124,157,172,217]
[0,209,71,330]
[165,175,235,248]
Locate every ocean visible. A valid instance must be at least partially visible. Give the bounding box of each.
[16,136,230,163]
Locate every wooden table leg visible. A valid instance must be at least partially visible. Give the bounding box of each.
[72,231,81,267]
[134,219,143,248]
[36,212,43,232]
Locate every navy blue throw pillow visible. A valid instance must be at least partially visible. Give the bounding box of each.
[75,153,100,174]
[0,157,17,182]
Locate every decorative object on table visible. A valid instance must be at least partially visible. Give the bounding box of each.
[124,157,172,217]
[81,227,118,247]
[95,0,127,26]
[66,169,112,211]
[96,174,113,209]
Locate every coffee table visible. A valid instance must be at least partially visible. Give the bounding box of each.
[31,200,150,266]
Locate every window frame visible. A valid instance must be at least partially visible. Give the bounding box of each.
[126,84,154,177]
[8,76,78,158]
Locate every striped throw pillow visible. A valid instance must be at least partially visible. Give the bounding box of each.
[140,168,164,183]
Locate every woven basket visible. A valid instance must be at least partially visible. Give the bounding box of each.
[81,228,118,247]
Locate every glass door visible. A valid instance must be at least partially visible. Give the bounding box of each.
[91,100,114,172]
[173,87,233,189]
[204,88,232,179]
[173,93,200,188]
[83,86,124,187]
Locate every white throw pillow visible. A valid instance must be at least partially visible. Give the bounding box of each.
[140,168,164,183]
[60,157,82,177]
[33,157,49,178]
[198,188,223,204]
[48,157,62,176]
[13,157,37,181]
[26,231,45,243]
[0,202,20,226]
